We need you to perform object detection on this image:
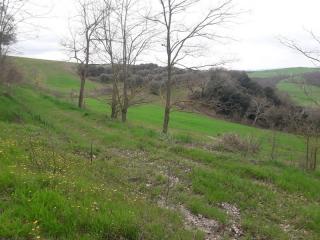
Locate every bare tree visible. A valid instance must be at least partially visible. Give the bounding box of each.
[0,0,16,63]
[281,32,320,171]
[0,0,48,63]
[295,111,320,171]
[149,0,237,134]
[280,30,320,65]
[0,0,44,87]
[118,0,153,122]
[281,31,320,106]
[97,0,153,122]
[299,80,320,107]
[186,71,210,97]
[96,0,120,119]
[249,96,270,126]
[63,0,102,109]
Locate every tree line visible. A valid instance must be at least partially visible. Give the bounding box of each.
[0,0,237,133]
[62,0,237,134]
[1,0,320,141]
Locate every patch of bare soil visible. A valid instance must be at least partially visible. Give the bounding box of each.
[220,203,243,239]
[110,148,244,239]
[180,203,243,240]
[111,148,148,161]
[180,206,221,240]
[158,196,243,240]
[154,171,243,239]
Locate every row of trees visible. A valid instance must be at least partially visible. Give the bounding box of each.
[186,67,320,171]
[1,0,319,170]
[65,0,237,133]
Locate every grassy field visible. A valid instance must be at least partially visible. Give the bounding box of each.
[13,57,102,92]
[1,58,320,239]
[249,67,320,106]
[248,67,320,78]
[277,80,320,106]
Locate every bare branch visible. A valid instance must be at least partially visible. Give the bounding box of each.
[95,0,155,121]
[62,0,103,108]
[279,34,320,64]
[152,0,238,133]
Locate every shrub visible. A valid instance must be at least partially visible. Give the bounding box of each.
[252,76,288,88]
[87,65,106,77]
[149,80,164,95]
[302,71,320,87]
[0,61,23,87]
[129,75,144,88]
[213,133,261,154]
[99,73,112,83]
[201,69,254,117]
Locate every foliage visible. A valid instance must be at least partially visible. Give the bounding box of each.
[99,73,112,83]
[302,71,320,87]
[0,60,23,87]
[213,133,261,154]
[191,68,309,129]
[149,80,164,95]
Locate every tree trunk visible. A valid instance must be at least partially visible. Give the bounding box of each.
[122,67,128,122]
[253,115,258,126]
[306,136,310,170]
[271,128,276,161]
[79,33,90,109]
[163,65,172,134]
[122,71,129,123]
[111,82,118,119]
[163,105,170,134]
[314,148,318,171]
[78,73,86,109]
[111,63,118,120]
[122,24,128,123]
[121,107,127,122]
[201,87,205,98]
[163,20,172,134]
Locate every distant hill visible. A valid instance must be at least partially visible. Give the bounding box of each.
[11,57,320,107]
[249,67,320,106]
[248,67,320,78]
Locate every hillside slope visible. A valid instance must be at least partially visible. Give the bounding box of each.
[250,67,320,106]
[1,58,320,239]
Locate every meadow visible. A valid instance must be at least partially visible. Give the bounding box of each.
[249,66,320,106]
[277,80,320,106]
[1,57,320,239]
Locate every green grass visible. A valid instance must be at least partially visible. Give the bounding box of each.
[0,91,202,239]
[248,67,320,78]
[278,80,320,106]
[13,57,101,92]
[1,58,320,239]
[250,67,320,106]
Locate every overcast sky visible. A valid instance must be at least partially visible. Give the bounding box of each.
[12,0,320,70]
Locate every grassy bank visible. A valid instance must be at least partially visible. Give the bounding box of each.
[1,58,319,239]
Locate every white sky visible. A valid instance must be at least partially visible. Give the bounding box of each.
[12,0,320,70]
